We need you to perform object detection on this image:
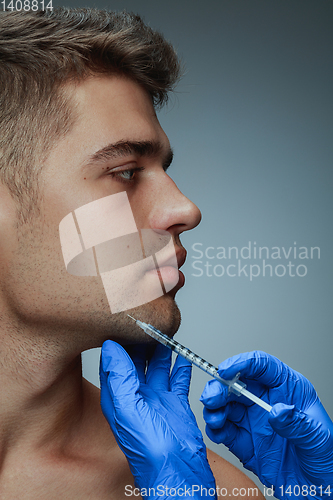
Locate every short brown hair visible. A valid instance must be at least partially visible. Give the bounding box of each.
[0,8,181,221]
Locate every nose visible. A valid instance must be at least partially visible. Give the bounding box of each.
[148,172,202,237]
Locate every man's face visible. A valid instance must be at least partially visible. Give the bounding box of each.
[0,76,201,348]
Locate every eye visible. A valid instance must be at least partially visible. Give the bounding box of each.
[109,166,145,184]
[118,169,135,181]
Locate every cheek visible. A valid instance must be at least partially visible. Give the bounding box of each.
[0,223,105,320]
[127,193,150,229]
[2,248,110,329]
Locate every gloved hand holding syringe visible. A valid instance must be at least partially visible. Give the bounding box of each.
[128,315,272,413]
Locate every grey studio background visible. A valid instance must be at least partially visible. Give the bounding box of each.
[53,0,333,495]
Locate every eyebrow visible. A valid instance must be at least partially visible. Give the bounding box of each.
[85,140,174,172]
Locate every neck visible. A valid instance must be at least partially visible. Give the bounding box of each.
[0,315,87,462]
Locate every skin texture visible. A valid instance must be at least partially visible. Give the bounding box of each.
[0,75,264,499]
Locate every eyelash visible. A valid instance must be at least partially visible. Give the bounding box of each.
[108,166,145,184]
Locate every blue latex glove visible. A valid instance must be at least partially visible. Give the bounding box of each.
[100,340,217,499]
[200,351,333,499]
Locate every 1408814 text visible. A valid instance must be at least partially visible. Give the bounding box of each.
[1,0,52,11]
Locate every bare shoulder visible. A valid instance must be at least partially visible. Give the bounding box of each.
[207,449,265,499]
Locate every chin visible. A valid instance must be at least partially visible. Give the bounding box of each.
[127,293,181,338]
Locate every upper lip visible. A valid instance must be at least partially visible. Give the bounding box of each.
[155,246,186,270]
[176,247,187,269]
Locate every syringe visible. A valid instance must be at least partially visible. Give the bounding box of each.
[128,315,272,413]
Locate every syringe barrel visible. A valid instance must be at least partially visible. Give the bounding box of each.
[138,320,272,413]
[147,324,230,386]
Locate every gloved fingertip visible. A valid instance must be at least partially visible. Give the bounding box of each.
[200,379,227,409]
[217,351,278,384]
[217,353,248,380]
[171,353,192,381]
[101,338,116,354]
[268,403,320,446]
[174,354,192,369]
[101,339,119,358]
[203,406,228,430]
[268,403,296,430]
[270,402,295,418]
[101,340,132,374]
[217,358,239,377]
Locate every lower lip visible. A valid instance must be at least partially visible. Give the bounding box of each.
[177,270,185,288]
[146,267,185,289]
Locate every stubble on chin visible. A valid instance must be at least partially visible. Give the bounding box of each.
[111,294,182,346]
